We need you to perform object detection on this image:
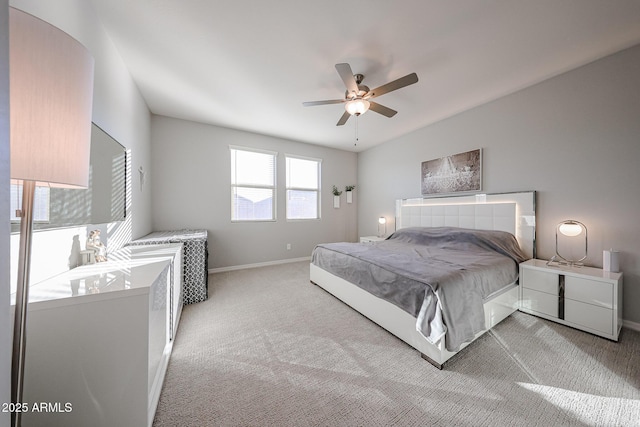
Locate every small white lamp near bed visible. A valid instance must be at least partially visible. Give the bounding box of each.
[547,220,587,267]
[378,216,387,238]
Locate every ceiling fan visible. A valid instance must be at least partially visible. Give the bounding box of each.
[303,63,418,126]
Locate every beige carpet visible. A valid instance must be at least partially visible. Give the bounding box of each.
[153,261,640,427]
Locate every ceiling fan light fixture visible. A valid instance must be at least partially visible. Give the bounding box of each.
[345,98,370,116]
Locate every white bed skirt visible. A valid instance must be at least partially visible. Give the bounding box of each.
[310,263,519,368]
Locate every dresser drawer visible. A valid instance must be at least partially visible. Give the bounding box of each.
[565,276,613,309]
[565,299,613,335]
[521,268,559,295]
[521,288,559,318]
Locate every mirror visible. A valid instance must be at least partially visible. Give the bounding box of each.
[11,123,127,231]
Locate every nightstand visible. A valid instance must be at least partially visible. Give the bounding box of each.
[359,236,385,243]
[519,259,623,340]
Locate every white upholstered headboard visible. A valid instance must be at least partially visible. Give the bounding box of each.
[396,191,536,259]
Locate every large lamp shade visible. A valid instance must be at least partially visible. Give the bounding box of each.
[10,7,94,187]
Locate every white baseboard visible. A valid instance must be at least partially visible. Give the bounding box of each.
[623,319,640,332]
[209,256,311,273]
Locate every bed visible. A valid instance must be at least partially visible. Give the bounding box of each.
[310,191,536,368]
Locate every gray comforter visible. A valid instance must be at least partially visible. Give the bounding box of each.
[311,227,529,351]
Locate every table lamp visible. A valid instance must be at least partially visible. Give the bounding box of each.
[378,216,386,237]
[547,220,587,267]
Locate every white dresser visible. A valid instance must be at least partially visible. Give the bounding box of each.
[14,244,183,427]
[519,259,623,340]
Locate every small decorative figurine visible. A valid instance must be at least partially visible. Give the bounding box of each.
[86,229,107,262]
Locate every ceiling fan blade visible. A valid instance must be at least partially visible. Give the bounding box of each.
[335,63,359,96]
[369,101,397,118]
[303,99,345,107]
[367,73,418,99]
[336,111,351,126]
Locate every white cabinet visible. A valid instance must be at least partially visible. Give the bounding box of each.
[126,244,183,340]
[14,244,182,427]
[519,259,622,340]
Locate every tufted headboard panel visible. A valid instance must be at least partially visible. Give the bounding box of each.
[396,191,536,259]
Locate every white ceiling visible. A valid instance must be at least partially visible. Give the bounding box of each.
[89,0,640,152]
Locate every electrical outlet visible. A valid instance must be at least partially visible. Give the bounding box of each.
[286,243,291,250]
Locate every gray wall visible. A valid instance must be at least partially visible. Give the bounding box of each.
[151,115,358,269]
[358,44,640,325]
[1,0,10,424]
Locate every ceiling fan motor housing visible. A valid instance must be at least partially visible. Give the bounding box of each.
[345,82,370,100]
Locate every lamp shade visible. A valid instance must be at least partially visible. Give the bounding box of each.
[558,221,584,237]
[10,8,94,188]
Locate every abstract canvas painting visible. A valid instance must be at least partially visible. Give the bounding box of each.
[421,149,482,195]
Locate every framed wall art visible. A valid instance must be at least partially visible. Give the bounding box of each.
[421,149,482,195]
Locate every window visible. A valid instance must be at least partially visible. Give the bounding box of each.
[10,182,50,222]
[230,146,276,221]
[286,155,321,220]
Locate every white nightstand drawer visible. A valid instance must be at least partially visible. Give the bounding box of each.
[359,236,384,243]
[521,268,559,295]
[565,299,613,335]
[522,288,559,318]
[565,276,613,309]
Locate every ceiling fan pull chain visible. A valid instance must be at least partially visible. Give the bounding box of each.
[355,115,358,146]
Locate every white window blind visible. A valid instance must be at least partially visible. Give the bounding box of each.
[230,146,276,221]
[10,182,50,222]
[286,155,321,220]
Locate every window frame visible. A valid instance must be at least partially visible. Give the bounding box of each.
[285,154,322,221]
[230,145,277,222]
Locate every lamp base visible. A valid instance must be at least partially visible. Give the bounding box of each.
[12,180,36,427]
[546,255,583,268]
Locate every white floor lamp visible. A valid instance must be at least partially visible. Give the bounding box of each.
[9,8,94,427]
